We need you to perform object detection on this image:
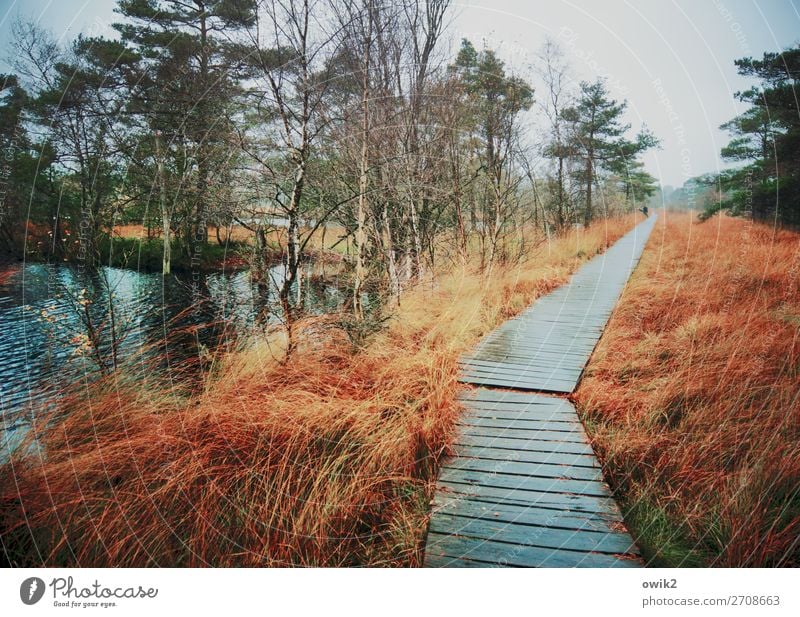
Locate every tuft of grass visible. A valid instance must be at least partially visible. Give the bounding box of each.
[575,212,800,567]
[624,496,710,567]
[1,215,639,566]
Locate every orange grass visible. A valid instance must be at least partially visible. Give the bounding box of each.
[1,216,638,566]
[575,212,800,567]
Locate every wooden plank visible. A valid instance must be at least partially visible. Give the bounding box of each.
[458,369,583,389]
[464,352,591,366]
[467,347,596,361]
[430,495,616,531]
[494,322,605,335]
[458,373,577,393]
[424,532,641,568]
[459,389,571,405]
[491,328,604,342]
[469,343,586,355]
[458,425,588,444]
[460,363,583,381]
[456,433,594,455]
[451,444,600,469]
[445,455,602,481]
[458,398,576,415]
[439,467,612,499]
[459,406,579,422]
[458,409,584,433]
[477,332,597,345]
[429,514,637,555]
[436,480,618,514]
[461,358,585,373]
[474,333,599,347]
[473,340,594,354]
[460,358,584,376]
[459,366,583,385]
[460,406,582,423]
[458,415,585,433]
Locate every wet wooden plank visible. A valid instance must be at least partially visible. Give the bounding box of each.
[460,388,572,404]
[430,495,617,531]
[436,479,618,513]
[445,456,603,481]
[424,533,641,568]
[438,467,612,499]
[429,514,637,555]
[461,405,582,421]
[450,444,600,469]
[460,358,584,376]
[459,371,578,394]
[457,425,589,444]
[455,433,594,455]
[458,415,585,433]
[458,370,583,388]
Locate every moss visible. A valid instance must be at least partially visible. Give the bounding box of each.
[623,496,710,567]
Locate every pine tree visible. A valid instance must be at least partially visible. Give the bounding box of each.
[717,46,800,225]
[563,80,656,223]
[113,0,256,264]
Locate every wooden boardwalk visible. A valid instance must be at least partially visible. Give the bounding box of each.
[424,216,656,567]
[460,215,657,393]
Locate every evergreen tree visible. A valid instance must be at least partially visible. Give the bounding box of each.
[563,80,656,223]
[717,46,800,225]
[451,39,533,264]
[112,0,256,263]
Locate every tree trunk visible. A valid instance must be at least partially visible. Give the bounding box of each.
[382,203,400,302]
[452,151,467,258]
[353,3,372,320]
[353,126,368,318]
[407,196,423,277]
[156,133,171,275]
[585,145,594,225]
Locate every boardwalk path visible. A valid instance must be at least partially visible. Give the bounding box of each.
[424,215,656,567]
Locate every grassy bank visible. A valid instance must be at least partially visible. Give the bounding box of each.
[15,221,345,273]
[575,212,800,567]
[1,216,638,567]
[97,235,252,272]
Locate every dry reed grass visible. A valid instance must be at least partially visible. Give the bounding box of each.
[575,212,800,567]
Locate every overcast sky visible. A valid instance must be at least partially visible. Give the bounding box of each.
[1,0,799,187]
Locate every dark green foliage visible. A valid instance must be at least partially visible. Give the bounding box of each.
[451,39,534,180]
[713,45,800,226]
[0,71,77,258]
[562,80,658,224]
[110,0,256,254]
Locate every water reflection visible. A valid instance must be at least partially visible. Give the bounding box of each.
[0,261,345,433]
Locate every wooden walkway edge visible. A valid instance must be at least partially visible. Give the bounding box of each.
[423,215,656,567]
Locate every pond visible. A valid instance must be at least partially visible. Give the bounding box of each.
[0,260,346,456]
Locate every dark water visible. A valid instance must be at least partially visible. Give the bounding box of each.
[0,261,344,450]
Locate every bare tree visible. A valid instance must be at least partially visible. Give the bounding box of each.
[535,38,573,230]
[241,0,340,317]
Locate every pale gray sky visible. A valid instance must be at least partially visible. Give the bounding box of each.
[1,0,799,187]
[448,1,800,187]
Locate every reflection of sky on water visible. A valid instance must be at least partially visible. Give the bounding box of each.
[0,261,343,430]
